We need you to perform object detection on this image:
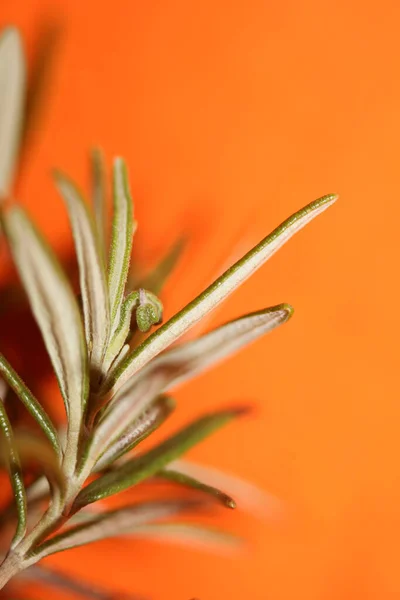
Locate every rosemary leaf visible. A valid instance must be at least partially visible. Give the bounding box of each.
[133,303,293,395]
[0,28,25,199]
[96,304,292,455]
[32,499,199,558]
[54,170,110,377]
[0,398,27,547]
[74,407,247,509]
[107,195,337,398]
[90,148,108,265]
[0,354,61,456]
[2,206,88,475]
[94,395,176,471]
[172,459,282,517]
[159,469,236,509]
[108,158,136,329]
[127,522,242,553]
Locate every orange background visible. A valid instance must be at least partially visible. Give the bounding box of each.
[1,1,400,599]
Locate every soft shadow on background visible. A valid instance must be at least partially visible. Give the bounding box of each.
[1,1,399,599]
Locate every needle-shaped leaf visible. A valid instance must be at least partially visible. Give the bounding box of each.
[94,304,292,457]
[0,27,26,199]
[108,158,136,328]
[90,148,108,264]
[54,171,109,375]
[0,354,61,455]
[32,499,200,559]
[94,395,176,472]
[159,469,236,509]
[177,232,263,344]
[106,194,337,399]
[2,206,88,474]
[0,397,27,547]
[81,375,168,478]
[137,303,293,394]
[74,406,246,509]
[127,522,242,553]
[172,459,282,518]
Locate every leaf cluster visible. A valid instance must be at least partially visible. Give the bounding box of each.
[0,26,337,592]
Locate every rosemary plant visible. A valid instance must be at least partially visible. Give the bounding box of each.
[0,26,337,594]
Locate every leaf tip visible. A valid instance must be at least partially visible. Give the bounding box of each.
[113,156,126,172]
[1,26,23,51]
[163,395,177,412]
[229,405,253,418]
[277,302,294,320]
[52,168,73,190]
[51,167,63,181]
[91,146,104,159]
[319,193,339,206]
[224,496,237,509]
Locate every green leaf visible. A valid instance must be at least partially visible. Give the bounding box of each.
[94,395,176,472]
[0,27,26,199]
[108,158,136,328]
[54,171,110,376]
[106,194,337,399]
[2,206,89,474]
[159,469,236,509]
[81,373,166,478]
[0,397,27,547]
[126,522,242,553]
[90,148,108,264]
[74,407,246,509]
[139,303,293,394]
[32,499,199,559]
[171,459,282,518]
[130,236,187,295]
[94,304,291,460]
[0,354,61,456]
